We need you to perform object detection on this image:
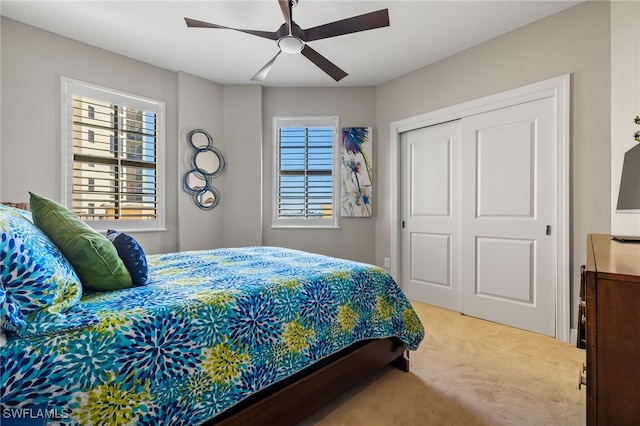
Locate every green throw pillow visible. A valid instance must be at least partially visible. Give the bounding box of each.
[29,192,133,291]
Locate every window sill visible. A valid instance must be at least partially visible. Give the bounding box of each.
[271,225,341,230]
[94,227,168,234]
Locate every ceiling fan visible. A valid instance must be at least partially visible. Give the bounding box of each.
[184,0,390,82]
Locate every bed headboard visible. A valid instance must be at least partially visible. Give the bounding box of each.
[1,202,30,211]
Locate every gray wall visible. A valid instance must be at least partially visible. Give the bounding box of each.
[0,19,267,254]
[261,87,377,263]
[374,1,611,328]
[0,17,180,255]
[611,1,640,236]
[176,72,224,251]
[222,85,263,248]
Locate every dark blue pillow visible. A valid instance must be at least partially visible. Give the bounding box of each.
[106,230,148,286]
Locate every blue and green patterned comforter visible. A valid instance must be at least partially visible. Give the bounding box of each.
[1,246,424,425]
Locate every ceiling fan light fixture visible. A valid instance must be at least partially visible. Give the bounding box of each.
[278,36,304,54]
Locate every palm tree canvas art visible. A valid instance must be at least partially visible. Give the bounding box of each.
[341,127,373,217]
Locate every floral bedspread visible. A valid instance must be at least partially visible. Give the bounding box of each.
[1,246,424,425]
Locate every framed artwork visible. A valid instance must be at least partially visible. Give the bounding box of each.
[341,127,372,217]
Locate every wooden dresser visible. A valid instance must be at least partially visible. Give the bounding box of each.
[584,234,640,425]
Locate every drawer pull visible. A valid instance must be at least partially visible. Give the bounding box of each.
[578,363,587,389]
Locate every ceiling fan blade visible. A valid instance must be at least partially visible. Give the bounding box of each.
[300,45,347,82]
[278,0,292,35]
[251,51,282,81]
[184,17,279,41]
[302,9,389,42]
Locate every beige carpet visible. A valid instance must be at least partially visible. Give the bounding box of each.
[299,301,586,426]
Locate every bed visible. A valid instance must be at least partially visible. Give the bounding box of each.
[0,200,424,425]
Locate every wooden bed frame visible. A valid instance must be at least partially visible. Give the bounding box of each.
[208,337,409,425]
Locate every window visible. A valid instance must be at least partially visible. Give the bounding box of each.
[272,116,339,228]
[61,77,165,232]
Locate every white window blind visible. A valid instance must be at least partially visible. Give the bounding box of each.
[62,78,165,232]
[273,116,339,228]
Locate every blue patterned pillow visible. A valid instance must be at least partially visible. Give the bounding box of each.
[106,230,148,286]
[0,204,98,337]
[12,208,33,222]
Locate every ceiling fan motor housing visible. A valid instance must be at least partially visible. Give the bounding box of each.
[278,35,305,54]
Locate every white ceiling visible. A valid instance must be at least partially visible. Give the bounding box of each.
[1,0,582,87]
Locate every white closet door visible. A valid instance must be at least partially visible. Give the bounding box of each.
[401,96,558,337]
[461,96,556,336]
[402,120,461,311]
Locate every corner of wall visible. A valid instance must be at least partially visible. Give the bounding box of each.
[221,85,264,248]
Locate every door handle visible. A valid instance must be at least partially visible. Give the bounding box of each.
[546,225,552,236]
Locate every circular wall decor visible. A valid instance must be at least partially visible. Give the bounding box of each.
[187,128,213,150]
[183,129,224,210]
[191,146,225,178]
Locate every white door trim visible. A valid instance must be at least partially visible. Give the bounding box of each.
[389,74,571,342]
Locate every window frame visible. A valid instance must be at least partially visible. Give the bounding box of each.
[61,77,166,233]
[272,116,340,229]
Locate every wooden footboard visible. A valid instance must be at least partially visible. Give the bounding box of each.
[208,337,408,425]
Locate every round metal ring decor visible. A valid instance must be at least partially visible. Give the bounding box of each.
[187,128,213,151]
[183,129,225,210]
